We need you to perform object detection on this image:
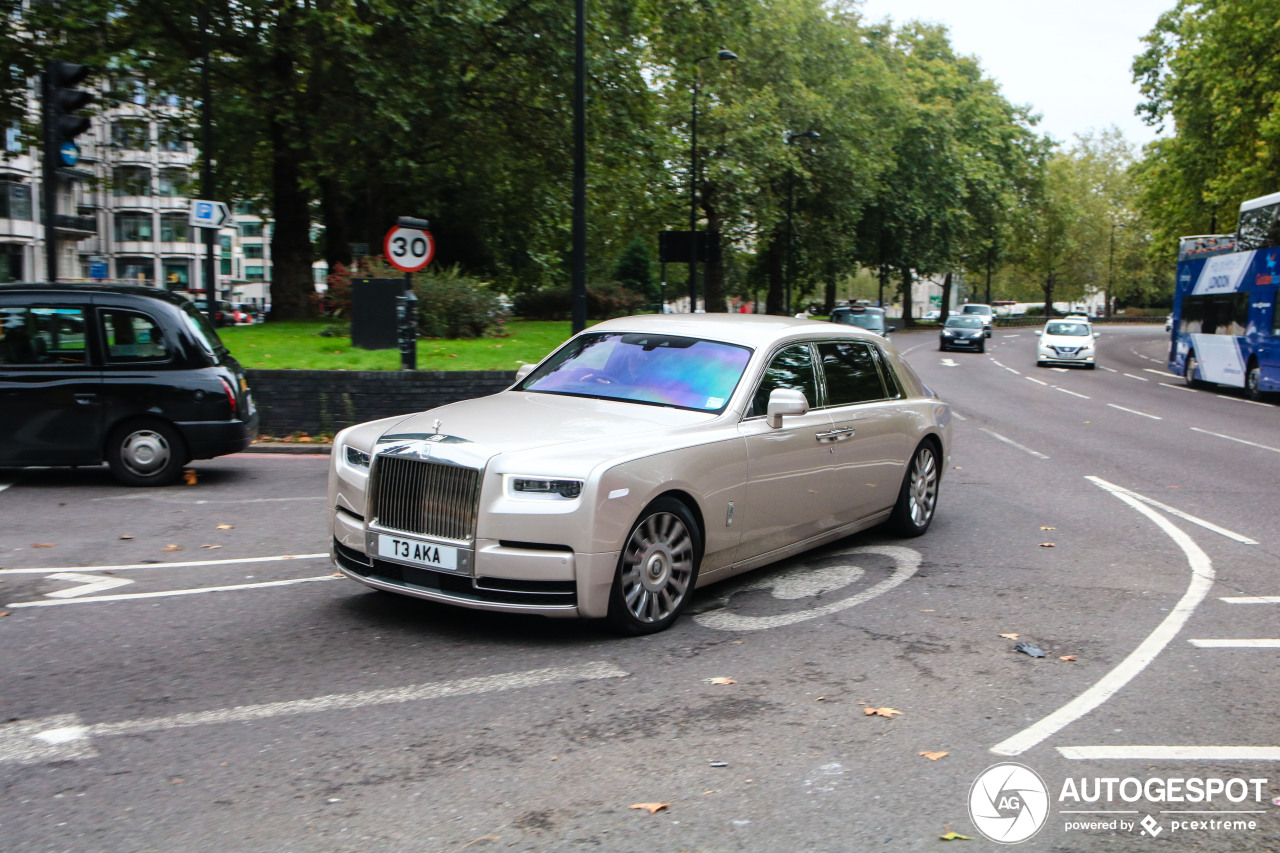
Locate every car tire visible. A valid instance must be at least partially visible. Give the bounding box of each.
[1036,360,1045,367]
[888,441,940,538]
[1246,364,1265,400]
[939,343,947,352]
[606,497,701,635]
[106,420,186,487]
[978,341,986,353]
[1086,363,1096,370]
[1185,352,1201,388]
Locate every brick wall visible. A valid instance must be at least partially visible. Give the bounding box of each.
[246,369,517,437]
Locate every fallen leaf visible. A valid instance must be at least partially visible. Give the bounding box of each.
[1040,526,1056,531]
[183,469,198,485]
[731,640,744,645]
[920,609,935,612]
[216,524,234,530]
[32,543,55,548]
[940,831,972,841]
[865,707,903,718]
[297,436,313,443]
[815,696,825,702]
[1039,542,1056,548]
[163,544,182,552]
[0,612,9,617]
[200,544,222,550]
[332,572,343,578]
[706,677,737,685]
[1059,655,1078,662]
[119,534,134,540]
[629,803,669,814]
[999,632,1019,640]
[919,751,948,761]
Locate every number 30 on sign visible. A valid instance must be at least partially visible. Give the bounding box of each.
[383,225,435,273]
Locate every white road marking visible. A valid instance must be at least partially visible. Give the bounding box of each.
[1214,394,1272,407]
[1122,373,1150,382]
[1144,368,1179,378]
[1004,366,1021,375]
[696,545,920,632]
[1059,746,1280,761]
[1159,382,1197,392]
[1084,476,1256,545]
[0,553,329,575]
[44,572,135,599]
[1189,639,1280,648]
[1024,377,1048,386]
[97,495,327,505]
[1050,367,1069,373]
[978,428,1049,460]
[7,575,339,608]
[951,411,967,421]
[940,358,958,367]
[990,479,1214,756]
[0,662,629,766]
[1189,426,1280,455]
[1055,387,1091,399]
[1221,596,1280,604]
[1100,366,1118,372]
[1107,403,1162,420]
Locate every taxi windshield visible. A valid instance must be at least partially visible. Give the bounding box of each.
[520,332,752,412]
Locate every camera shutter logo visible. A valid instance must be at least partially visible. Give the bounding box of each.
[969,762,1050,843]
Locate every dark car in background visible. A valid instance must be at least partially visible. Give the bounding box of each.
[938,315,986,352]
[0,283,258,485]
[828,305,893,336]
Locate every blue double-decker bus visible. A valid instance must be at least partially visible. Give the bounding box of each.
[1169,191,1280,400]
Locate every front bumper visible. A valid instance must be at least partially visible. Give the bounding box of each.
[941,335,983,348]
[1038,350,1094,366]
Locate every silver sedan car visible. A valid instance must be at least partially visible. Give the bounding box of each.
[329,314,952,634]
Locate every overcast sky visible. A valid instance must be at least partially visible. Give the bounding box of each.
[855,0,1173,148]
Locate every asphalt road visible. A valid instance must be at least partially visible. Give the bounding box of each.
[2,323,1278,852]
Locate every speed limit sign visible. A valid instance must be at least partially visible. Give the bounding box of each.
[384,225,435,272]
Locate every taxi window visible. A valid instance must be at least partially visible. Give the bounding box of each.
[750,344,818,416]
[101,309,172,363]
[818,341,887,405]
[0,306,87,365]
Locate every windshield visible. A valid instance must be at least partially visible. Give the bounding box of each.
[180,301,227,357]
[961,305,991,315]
[945,317,982,328]
[520,332,752,412]
[1045,322,1089,336]
[833,311,884,331]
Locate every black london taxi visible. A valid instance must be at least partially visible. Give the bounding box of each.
[0,283,258,485]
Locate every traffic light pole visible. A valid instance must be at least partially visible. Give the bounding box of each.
[40,60,93,284]
[40,69,58,283]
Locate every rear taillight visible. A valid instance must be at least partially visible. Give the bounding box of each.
[218,376,238,418]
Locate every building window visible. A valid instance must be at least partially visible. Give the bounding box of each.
[115,213,153,242]
[156,169,190,197]
[160,213,189,243]
[112,167,152,197]
[163,261,189,289]
[117,257,154,283]
[239,221,264,238]
[157,121,187,153]
[219,234,232,251]
[0,244,23,283]
[234,200,256,214]
[245,265,265,281]
[112,120,150,150]
[220,257,231,275]
[4,121,21,154]
[0,182,33,220]
[242,244,264,259]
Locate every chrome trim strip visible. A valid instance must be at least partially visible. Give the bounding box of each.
[336,566,579,613]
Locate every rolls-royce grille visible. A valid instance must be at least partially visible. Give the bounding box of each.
[371,455,480,541]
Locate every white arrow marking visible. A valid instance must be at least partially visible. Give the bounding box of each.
[44,572,135,598]
[940,358,958,367]
[0,661,628,766]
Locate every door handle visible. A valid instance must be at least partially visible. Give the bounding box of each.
[815,428,855,443]
[73,393,97,405]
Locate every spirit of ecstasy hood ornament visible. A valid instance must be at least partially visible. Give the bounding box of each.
[433,418,443,435]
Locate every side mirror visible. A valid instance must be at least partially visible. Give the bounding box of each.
[1093,331,1100,338]
[514,363,536,383]
[766,388,809,429]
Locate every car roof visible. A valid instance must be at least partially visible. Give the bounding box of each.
[0,282,192,308]
[585,312,885,348]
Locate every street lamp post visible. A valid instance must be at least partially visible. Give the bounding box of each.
[784,130,819,316]
[1107,221,1126,319]
[689,49,736,313]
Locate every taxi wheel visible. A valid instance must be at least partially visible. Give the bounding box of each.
[106,420,187,486]
[607,497,701,635]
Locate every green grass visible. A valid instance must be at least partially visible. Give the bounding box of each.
[216,319,574,371]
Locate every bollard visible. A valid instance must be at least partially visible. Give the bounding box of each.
[396,290,417,370]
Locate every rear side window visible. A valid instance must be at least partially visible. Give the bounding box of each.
[179,301,225,356]
[0,306,87,365]
[818,341,887,405]
[100,309,171,363]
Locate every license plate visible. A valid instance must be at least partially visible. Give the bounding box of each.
[377,534,458,572]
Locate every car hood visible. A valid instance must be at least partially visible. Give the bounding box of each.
[1040,334,1092,346]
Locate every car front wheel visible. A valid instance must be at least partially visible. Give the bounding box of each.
[606,497,701,635]
[106,420,186,486]
[888,442,940,537]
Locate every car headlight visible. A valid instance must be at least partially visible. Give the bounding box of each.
[344,445,371,468]
[942,330,955,337]
[508,476,583,500]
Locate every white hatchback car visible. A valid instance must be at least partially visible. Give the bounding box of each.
[1037,319,1099,368]
[329,314,952,634]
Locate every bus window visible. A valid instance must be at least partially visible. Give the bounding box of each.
[1180,293,1249,336]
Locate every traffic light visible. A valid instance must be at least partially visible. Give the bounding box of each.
[43,60,93,169]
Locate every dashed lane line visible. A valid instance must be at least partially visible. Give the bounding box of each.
[978,428,1049,460]
[1099,365,1118,372]
[1159,382,1197,392]
[1055,387,1090,399]
[1026,376,1049,386]
[1144,368,1179,378]
[1123,373,1150,382]
[1107,403,1162,420]
[1215,394,1272,408]
[990,478,1215,757]
[1189,427,1280,455]
[0,553,330,575]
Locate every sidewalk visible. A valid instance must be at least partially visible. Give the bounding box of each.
[244,441,333,454]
